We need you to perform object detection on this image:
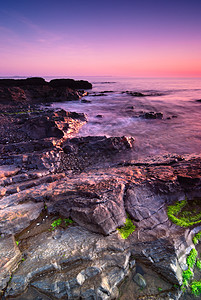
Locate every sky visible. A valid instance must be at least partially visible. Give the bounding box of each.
[0,0,201,77]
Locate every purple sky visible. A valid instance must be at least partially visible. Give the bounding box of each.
[1,0,201,76]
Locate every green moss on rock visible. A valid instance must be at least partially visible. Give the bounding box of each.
[191,281,201,297]
[187,248,198,269]
[117,216,136,239]
[167,198,201,227]
[193,231,201,245]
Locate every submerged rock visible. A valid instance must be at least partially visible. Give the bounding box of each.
[141,111,163,119]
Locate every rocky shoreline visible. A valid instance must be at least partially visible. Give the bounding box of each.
[0,78,201,300]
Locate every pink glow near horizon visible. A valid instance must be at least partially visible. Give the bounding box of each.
[1,1,201,77]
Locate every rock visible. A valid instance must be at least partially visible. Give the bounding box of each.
[62,135,135,171]
[133,273,147,288]
[196,99,201,102]
[0,109,87,171]
[63,135,134,156]
[132,238,183,285]
[0,77,92,105]
[81,99,91,103]
[0,155,201,298]
[91,93,107,97]
[0,93,201,299]
[141,111,163,119]
[123,91,145,97]
[20,116,64,140]
[5,226,129,299]
[96,114,103,118]
[123,91,165,97]
[47,178,127,235]
[0,77,47,87]
[129,259,136,269]
[49,79,92,89]
[0,165,20,179]
[0,202,44,236]
[0,236,22,291]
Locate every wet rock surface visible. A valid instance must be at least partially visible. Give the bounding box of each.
[140,111,163,119]
[0,90,201,299]
[122,91,165,97]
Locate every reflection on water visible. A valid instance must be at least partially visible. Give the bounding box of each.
[51,77,201,159]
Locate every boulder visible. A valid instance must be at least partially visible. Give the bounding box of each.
[133,273,147,288]
[63,136,135,155]
[20,116,64,140]
[62,136,135,171]
[47,178,127,235]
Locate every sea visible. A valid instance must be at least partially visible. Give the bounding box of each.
[2,76,201,160]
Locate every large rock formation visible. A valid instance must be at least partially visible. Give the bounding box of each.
[0,99,201,299]
[0,77,92,105]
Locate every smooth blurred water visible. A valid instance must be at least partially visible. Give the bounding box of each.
[49,77,201,159]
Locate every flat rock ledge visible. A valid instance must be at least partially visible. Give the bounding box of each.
[0,105,201,299]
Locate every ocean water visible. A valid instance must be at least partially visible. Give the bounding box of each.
[1,76,200,160]
[50,77,201,160]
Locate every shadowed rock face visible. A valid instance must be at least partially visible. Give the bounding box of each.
[0,77,92,89]
[49,78,92,89]
[0,77,92,105]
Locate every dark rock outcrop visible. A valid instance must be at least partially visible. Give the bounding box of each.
[140,111,163,119]
[0,77,92,105]
[63,136,135,156]
[122,91,166,97]
[49,78,92,90]
[122,91,145,97]
[0,77,47,87]
[62,135,135,171]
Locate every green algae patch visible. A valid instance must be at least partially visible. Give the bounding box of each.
[193,231,201,245]
[64,218,74,226]
[51,218,62,230]
[181,248,198,288]
[191,281,201,297]
[196,258,201,270]
[117,216,136,239]
[51,217,74,230]
[182,268,194,287]
[167,197,201,227]
[187,248,198,269]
